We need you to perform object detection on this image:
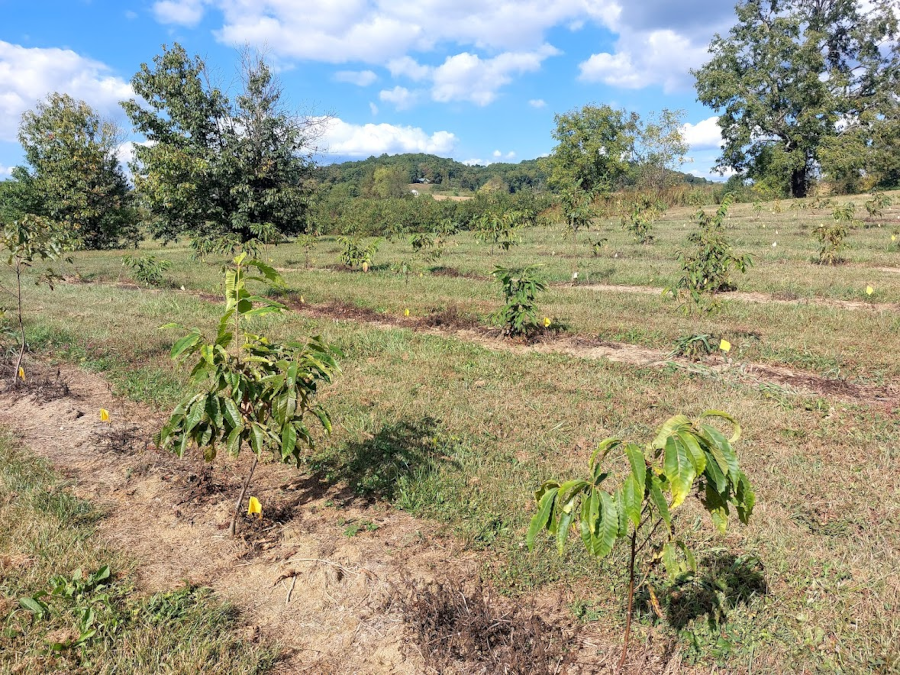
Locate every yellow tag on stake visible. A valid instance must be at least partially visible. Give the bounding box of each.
[719,339,732,353]
[248,496,262,518]
[100,409,110,422]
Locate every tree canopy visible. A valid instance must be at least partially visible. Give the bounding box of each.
[549,104,639,192]
[122,44,321,243]
[694,0,900,197]
[12,93,138,249]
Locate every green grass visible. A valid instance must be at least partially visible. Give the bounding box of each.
[0,433,278,674]
[3,192,900,671]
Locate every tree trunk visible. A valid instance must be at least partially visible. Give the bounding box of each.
[790,167,808,199]
[229,454,259,536]
[617,528,639,671]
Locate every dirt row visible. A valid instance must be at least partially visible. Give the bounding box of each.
[1,361,685,674]
[289,298,899,410]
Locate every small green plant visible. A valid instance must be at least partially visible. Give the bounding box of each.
[528,411,755,668]
[391,258,414,284]
[0,216,63,386]
[410,232,443,264]
[122,255,172,287]
[492,265,546,337]
[339,236,380,271]
[590,237,608,256]
[670,333,717,360]
[475,211,521,256]
[157,253,340,535]
[666,195,752,313]
[621,194,663,244]
[815,204,857,265]
[18,565,113,652]
[864,190,891,224]
[751,201,763,219]
[248,222,281,261]
[190,233,242,262]
[560,181,595,267]
[295,232,317,269]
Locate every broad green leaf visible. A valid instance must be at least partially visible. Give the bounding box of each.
[649,475,671,528]
[652,414,691,450]
[677,430,707,474]
[556,504,576,554]
[590,491,618,559]
[701,424,741,483]
[663,436,695,509]
[590,437,621,469]
[281,423,297,461]
[624,443,646,490]
[701,409,741,443]
[622,473,643,528]
[170,330,201,359]
[527,487,558,550]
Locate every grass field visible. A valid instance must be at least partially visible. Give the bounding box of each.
[2,193,899,672]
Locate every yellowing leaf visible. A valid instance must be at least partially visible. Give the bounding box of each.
[17,367,25,382]
[543,317,551,328]
[248,496,262,518]
[719,339,731,353]
[100,408,110,423]
[866,285,874,296]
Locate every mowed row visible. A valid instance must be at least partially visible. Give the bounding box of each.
[5,195,900,672]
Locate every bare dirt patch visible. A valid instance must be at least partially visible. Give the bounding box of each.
[575,283,900,312]
[0,359,662,673]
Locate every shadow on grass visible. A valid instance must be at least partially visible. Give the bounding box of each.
[311,416,460,502]
[638,552,767,631]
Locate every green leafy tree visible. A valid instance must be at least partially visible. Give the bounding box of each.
[528,412,755,668]
[667,195,752,312]
[475,211,521,256]
[549,104,638,192]
[0,216,64,385]
[634,109,690,197]
[815,202,857,264]
[694,0,900,197]
[123,45,323,243]
[492,265,546,337]
[122,255,172,287]
[157,254,340,535]
[621,194,664,245]
[16,93,139,249]
[338,236,380,271]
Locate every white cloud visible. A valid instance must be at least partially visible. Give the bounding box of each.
[0,41,133,143]
[463,158,486,166]
[153,0,206,26]
[681,116,722,150]
[387,56,431,81]
[322,118,457,156]
[430,45,559,105]
[379,86,419,110]
[578,28,709,92]
[528,98,547,108]
[369,101,379,116]
[0,163,13,177]
[333,70,378,86]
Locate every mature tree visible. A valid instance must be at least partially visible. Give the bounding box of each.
[123,44,324,243]
[16,93,138,249]
[549,104,639,192]
[634,109,690,195]
[694,0,900,198]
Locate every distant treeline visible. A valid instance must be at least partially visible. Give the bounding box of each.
[313,152,711,196]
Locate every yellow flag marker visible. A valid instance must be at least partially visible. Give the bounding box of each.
[100,408,110,422]
[866,285,874,296]
[404,308,410,317]
[892,235,897,242]
[17,367,25,382]
[543,317,552,328]
[719,339,732,353]
[247,496,262,518]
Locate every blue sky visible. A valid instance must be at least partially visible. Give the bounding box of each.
[0,0,737,178]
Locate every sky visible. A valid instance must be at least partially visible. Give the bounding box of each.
[0,0,738,180]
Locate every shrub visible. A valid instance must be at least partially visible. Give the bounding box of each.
[666,194,752,312]
[122,255,172,287]
[492,265,546,337]
[157,253,340,534]
[339,236,380,271]
[528,411,755,668]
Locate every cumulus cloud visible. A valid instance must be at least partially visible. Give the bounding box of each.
[153,0,206,26]
[369,102,379,116]
[578,28,709,92]
[0,41,133,143]
[322,118,457,157]
[528,98,547,108]
[151,0,726,96]
[681,116,723,150]
[334,70,378,86]
[378,86,419,110]
[0,163,13,177]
